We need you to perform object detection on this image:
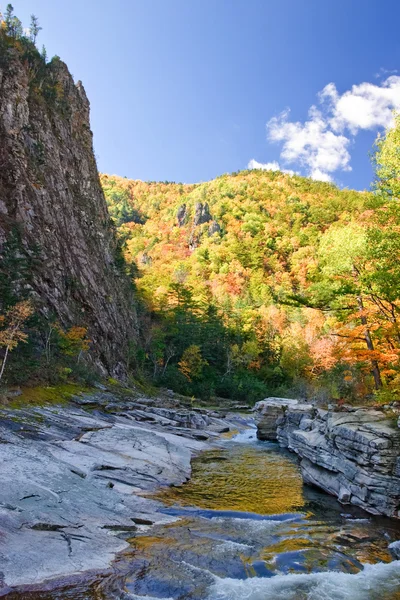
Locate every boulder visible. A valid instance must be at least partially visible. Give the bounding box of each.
[255,397,299,441]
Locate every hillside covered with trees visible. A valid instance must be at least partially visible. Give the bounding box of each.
[101,118,400,403]
[0,6,399,408]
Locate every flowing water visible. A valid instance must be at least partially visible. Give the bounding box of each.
[124,426,400,600]
[6,426,400,600]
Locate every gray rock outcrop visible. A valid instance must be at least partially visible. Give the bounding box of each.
[177,203,188,226]
[255,398,400,518]
[208,220,221,236]
[193,202,212,225]
[0,391,237,594]
[0,50,137,374]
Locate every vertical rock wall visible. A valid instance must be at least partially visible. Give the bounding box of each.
[0,48,137,373]
[255,398,400,518]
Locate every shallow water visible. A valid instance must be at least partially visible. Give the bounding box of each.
[125,427,400,600]
[6,427,400,600]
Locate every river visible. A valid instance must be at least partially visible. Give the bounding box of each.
[6,424,400,600]
[124,426,400,600]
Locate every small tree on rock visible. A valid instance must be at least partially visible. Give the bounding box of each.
[0,301,33,382]
[29,14,41,45]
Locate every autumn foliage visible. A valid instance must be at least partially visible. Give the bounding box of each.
[101,116,400,402]
[0,301,33,381]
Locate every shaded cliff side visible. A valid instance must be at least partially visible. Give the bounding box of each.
[0,42,137,374]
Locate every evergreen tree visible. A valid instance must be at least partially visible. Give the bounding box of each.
[4,4,13,31]
[29,14,42,45]
[41,44,47,63]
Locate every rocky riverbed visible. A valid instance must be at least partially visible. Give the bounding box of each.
[255,398,400,518]
[0,388,245,597]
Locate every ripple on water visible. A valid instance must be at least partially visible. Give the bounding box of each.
[154,442,306,515]
[128,435,400,599]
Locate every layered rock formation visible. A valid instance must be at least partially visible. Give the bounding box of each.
[0,389,236,594]
[255,398,400,518]
[0,47,136,373]
[193,202,212,226]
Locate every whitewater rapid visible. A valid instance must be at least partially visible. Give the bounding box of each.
[126,424,400,600]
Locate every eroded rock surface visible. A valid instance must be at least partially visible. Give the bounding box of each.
[0,391,238,594]
[255,398,400,518]
[193,202,212,226]
[0,50,136,373]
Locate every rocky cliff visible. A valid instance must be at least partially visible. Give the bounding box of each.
[0,45,136,373]
[255,398,400,518]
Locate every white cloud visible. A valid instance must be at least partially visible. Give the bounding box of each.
[253,75,400,183]
[309,169,333,183]
[247,158,296,176]
[247,159,281,171]
[375,68,398,78]
[322,76,400,133]
[267,107,351,182]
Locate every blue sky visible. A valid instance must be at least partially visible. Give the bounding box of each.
[13,0,400,189]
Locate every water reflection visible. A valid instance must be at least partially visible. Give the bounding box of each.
[127,434,400,599]
[5,433,400,599]
[154,443,306,515]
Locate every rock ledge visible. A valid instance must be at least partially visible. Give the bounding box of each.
[255,398,400,518]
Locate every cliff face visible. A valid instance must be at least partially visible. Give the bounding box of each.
[255,398,400,518]
[0,48,137,374]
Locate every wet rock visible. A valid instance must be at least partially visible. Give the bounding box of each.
[389,540,400,559]
[0,396,241,591]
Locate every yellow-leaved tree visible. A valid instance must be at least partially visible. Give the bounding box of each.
[0,301,33,382]
[178,345,208,382]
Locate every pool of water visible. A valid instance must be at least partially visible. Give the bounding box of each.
[124,427,400,600]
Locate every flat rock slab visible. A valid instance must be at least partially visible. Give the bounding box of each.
[0,393,239,591]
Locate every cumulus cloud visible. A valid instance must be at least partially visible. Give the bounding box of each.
[322,76,400,133]
[248,159,281,171]
[267,107,351,182]
[251,75,400,182]
[247,158,296,176]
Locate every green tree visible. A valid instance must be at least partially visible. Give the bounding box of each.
[4,4,14,31]
[178,344,208,382]
[4,4,23,38]
[29,14,42,45]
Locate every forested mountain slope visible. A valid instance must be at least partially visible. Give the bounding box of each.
[101,162,400,403]
[1,8,398,403]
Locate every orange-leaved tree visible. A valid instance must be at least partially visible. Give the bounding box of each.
[57,326,91,363]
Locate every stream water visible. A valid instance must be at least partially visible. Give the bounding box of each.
[124,426,400,600]
[6,426,400,600]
